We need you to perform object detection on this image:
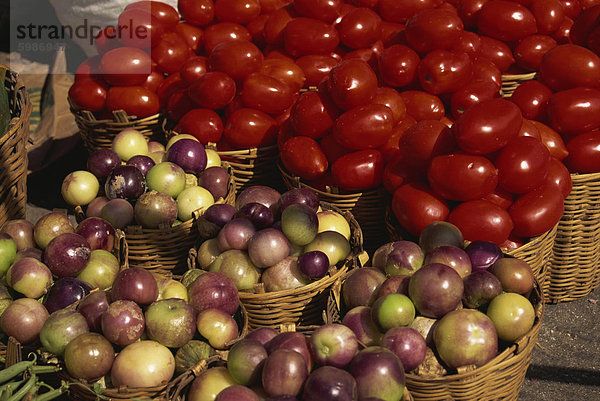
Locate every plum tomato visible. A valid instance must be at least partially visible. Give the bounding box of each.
[451,31,483,56]
[94,27,121,55]
[126,1,180,29]
[204,22,252,54]
[509,80,553,121]
[530,0,566,34]
[68,80,107,112]
[391,182,450,237]
[283,17,340,58]
[290,90,339,139]
[320,134,353,164]
[514,34,558,71]
[177,0,215,27]
[142,70,165,93]
[293,0,342,23]
[295,55,339,88]
[450,80,500,119]
[559,0,581,19]
[75,56,102,82]
[208,40,264,82]
[241,73,294,115]
[458,0,489,30]
[428,154,499,201]
[151,33,193,75]
[552,16,574,45]
[379,116,418,162]
[260,58,306,93]
[157,73,187,108]
[280,136,329,180]
[417,50,473,95]
[166,91,195,121]
[383,155,425,193]
[483,186,514,209]
[545,157,573,197]
[565,131,600,172]
[518,119,542,140]
[547,87,600,136]
[379,45,420,88]
[377,0,439,23]
[399,90,445,121]
[495,136,551,194]
[477,0,537,42]
[331,149,384,192]
[508,185,564,237]
[214,0,261,24]
[531,120,569,160]
[454,98,523,154]
[328,59,378,110]
[372,87,407,125]
[180,56,209,84]
[471,57,503,90]
[106,86,160,118]
[337,7,382,49]
[100,47,152,87]
[333,103,394,149]
[398,120,456,168]
[223,108,278,148]
[477,36,516,72]
[263,5,297,46]
[404,9,464,53]
[175,22,204,53]
[380,21,406,47]
[188,71,236,110]
[117,7,166,48]
[175,109,224,144]
[570,4,600,45]
[538,44,600,91]
[448,200,514,244]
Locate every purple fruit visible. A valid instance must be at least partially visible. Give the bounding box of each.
[408,263,464,318]
[87,149,121,180]
[462,270,503,309]
[303,366,357,401]
[77,290,110,331]
[198,166,230,201]
[297,250,329,280]
[111,267,158,306]
[381,327,427,371]
[100,198,134,229]
[76,217,116,252]
[348,347,405,401]
[424,245,472,278]
[261,349,308,397]
[167,138,207,174]
[126,154,155,177]
[44,277,93,314]
[236,186,281,217]
[217,217,256,251]
[104,165,146,200]
[465,240,503,272]
[278,188,319,213]
[245,327,278,345]
[236,202,274,229]
[101,299,145,346]
[44,233,91,277]
[203,204,237,228]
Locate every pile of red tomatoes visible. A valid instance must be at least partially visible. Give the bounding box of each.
[68,0,600,247]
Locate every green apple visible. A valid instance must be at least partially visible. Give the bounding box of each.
[156,277,189,302]
[145,298,197,348]
[486,292,535,342]
[61,170,100,207]
[205,149,222,168]
[176,186,215,221]
[371,293,416,332]
[317,210,351,241]
[146,162,186,198]
[0,234,16,278]
[112,128,149,161]
[77,249,120,290]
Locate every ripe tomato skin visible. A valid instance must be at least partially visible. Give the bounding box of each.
[175,22,204,53]
[379,116,418,162]
[448,199,514,244]
[180,56,209,84]
[378,0,439,23]
[372,87,407,125]
[483,186,514,209]
[470,57,503,89]
[509,185,564,237]
[514,34,558,71]
[142,70,164,93]
[126,1,180,29]
[263,5,297,46]
[333,103,394,149]
[337,7,382,49]
[455,98,523,154]
[223,108,278,148]
[204,22,252,53]
[283,18,340,58]
[280,136,329,180]
[241,73,294,115]
[417,50,473,95]
[530,0,566,34]
[214,0,260,24]
[451,31,483,56]
[405,9,464,53]
[260,58,306,93]
[477,0,538,42]
[331,149,384,191]
[518,119,541,140]
[559,0,581,19]
[569,4,600,45]
[399,90,445,121]
[68,80,107,112]
[208,40,264,82]
[117,8,166,48]
[94,27,121,55]
[531,120,569,160]
[166,91,195,121]
[450,80,500,119]
[458,0,490,29]
[552,16,574,44]
[547,87,600,136]
[328,59,378,110]
[106,86,160,118]
[290,90,339,139]
[398,120,456,168]
[101,47,152,87]
[151,33,193,75]
[157,72,187,107]
[509,80,553,121]
[175,108,224,144]
[383,155,425,193]
[178,0,215,27]
[391,182,450,237]
[545,156,573,197]
[293,0,341,23]
[428,154,498,201]
[379,45,421,88]
[295,55,338,87]
[565,131,600,172]
[495,136,551,194]
[320,134,353,164]
[538,44,600,91]
[75,56,103,82]
[477,36,516,72]
[188,71,236,110]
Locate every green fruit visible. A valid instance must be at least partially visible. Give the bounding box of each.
[175,340,216,375]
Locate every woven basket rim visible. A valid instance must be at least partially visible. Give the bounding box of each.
[501,72,537,80]
[69,96,162,125]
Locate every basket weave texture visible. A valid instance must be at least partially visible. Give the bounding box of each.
[500,72,537,98]
[547,172,600,303]
[0,67,30,228]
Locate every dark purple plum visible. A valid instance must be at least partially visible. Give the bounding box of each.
[342,267,386,309]
[465,241,503,272]
[101,299,145,346]
[278,188,319,213]
[77,290,110,331]
[348,347,405,401]
[297,250,329,280]
[126,154,155,177]
[198,166,230,201]
[227,338,268,386]
[215,385,260,401]
[87,149,121,180]
[236,186,281,217]
[381,327,427,371]
[419,221,464,254]
[187,271,240,315]
[76,217,116,252]
[167,138,207,174]
[104,165,146,200]
[408,263,464,318]
[245,326,278,345]
[44,277,93,314]
[217,217,256,251]
[111,267,158,306]
[424,245,472,278]
[266,331,312,371]
[44,233,91,277]
[236,202,274,229]
[462,270,503,309]
[302,366,358,401]
[203,204,237,227]
[261,349,308,397]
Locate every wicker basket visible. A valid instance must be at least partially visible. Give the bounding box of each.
[278,161,390,253]
[70,103,163,153]
[0,67,31,228]
[546,172,600,303]
[500,72,537,98]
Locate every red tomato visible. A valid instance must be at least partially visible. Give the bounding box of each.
[377,0,439,23]
[531,120,569,160]
[399,91,445,121]
[495,136,551,194]
[246,14,269,48]
[283,18,340,58]
[263,5,297,46]
[509,185,564,237]
[471,57,503,89]
[208,40,264,82]
[380,21,406,47]
[320,134,353,164]
[260,0,292,14]
[448,200,514,244]
[175,22,204,53]
[518,119,541,139]
[391,183,450,237]
[428,153,498,201]
[166,91,195,121]
[552,16,574,44]
[372,87,407,125]
[142,70,164,93]
[569,4,600,45]
[223,108,278,148]
[530,0,566,33]
[547,87,600,136]
[545,157,573,197]
[106,86,160,117]
[180,56,209,84]
[94,27,121,55]
[450,80,500,119]
[331,149,384,191]
[280,136,329,180]
[477,0,537,42]
[383,155,425,193]
[483,186,514,209]
[260,58,306,93]
[157,72,187,107]
[203,22,252,53]
[75,56,102,82]
[417,50,473,95]
[455,98,523,154]
[458,0,490,30]
[188,71,236,109]
[151,33,193,75]
[514,34,558,71]
[295,55,338,87]
[241,73,293,115]
[293,0,341,23]
[379,116,418,162]
[126,1,180,29]
[175,108,224,143]
[100,47,152,86]
[333,103,394,149]
[405,9,464,53]
[398,119,456,168]
[509,80,552,121]
[379,45,420,88]
[178,0,215,27]
[538,44,600,91]
[117,8,166,48]
[68,79,107,112]
[451,31,483,56]
[328,59,378,110]
[477,36,516,72]
[559,0,582,18]
[277,119,298,150]
[214,0,261,24]
[565,131,600,172]
[337,7,382,49]
[290,90,339,138]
